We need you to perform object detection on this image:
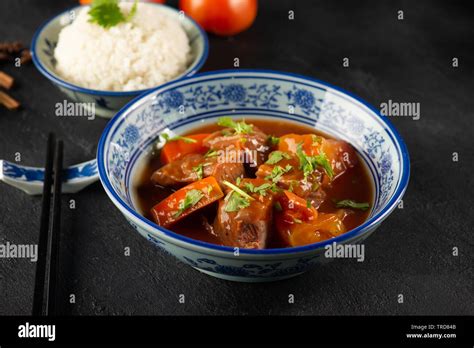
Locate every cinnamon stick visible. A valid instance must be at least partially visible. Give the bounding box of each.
[0,71,14,89]
[0,52,10,62]
[20,50,32,64]
[0,91,20,110]
[0,41,23,54]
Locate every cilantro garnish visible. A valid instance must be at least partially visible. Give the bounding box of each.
[265,164,293,183]
[204,149,219,158]
[161,133,197,144]
[173,189,204,218]
[224,191,251,212]
[244,182,273,197]
[274,201,283,212]
[222,180,254,213]
[217,117,253,134]
[296,143,334,180]
[335,199,370,211]
[192,164,204,180]
[292,217,303,224]
[88,0,138,29]
[267,135,280,146]
[265,151,291,165]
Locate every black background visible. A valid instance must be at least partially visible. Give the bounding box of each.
[0,0,473,316]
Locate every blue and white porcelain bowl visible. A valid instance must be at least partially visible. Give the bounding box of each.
[97,70,410,282]
[31,4,208,118]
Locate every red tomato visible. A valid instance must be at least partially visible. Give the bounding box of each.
[179,0,258,36]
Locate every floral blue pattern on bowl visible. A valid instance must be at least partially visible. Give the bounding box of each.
[31,4,209,118]
[97,69,410,282]
[0,159,98,195]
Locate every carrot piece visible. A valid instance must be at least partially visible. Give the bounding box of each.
[281,190,318,220]
[160,133,210,164]
[278,134,322,155]
[289,213,346,246]
[274,190,319,245]
[151,176,223,228]
[275,191,347,247]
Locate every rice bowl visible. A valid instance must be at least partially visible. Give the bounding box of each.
[54,2,191,92]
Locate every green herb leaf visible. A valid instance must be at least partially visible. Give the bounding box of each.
[88,0,137,29]
[173,189,204,218]
[274,201,283,212]
[192,164,204,180]
[161,133,197,144]
[288,180,295,192]
[268,135,280,146]
[265,151,291,165]
[222,180,254,201]
[296,143,313,179]
[296,143,334,180]
[217,117,253,134]
[224,191,251,212]
[204,149,219,158]
[125,0,137,20]
[244,182,273,196]
[265,164,293,183]
[313,151,334,179]
[335,199,370,211]
[222,180,255,212]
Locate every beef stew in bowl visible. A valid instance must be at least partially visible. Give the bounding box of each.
[135,118,373,249]
[97,69,409,281]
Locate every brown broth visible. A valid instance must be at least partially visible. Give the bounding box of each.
[134,119,374,248]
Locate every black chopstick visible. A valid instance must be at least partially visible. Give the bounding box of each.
[32,136,64,316]
[32,133,55,316]
[45,140,63,316]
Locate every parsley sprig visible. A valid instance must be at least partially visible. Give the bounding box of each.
[265,151,291,165]
[243,182,273,197]
[296,143,334,180]
[267,135,280,146]
[334,199,370,211]
[222,180,254,212]
[161,133,197,144]
[192,164,204,180]
[217,117,253,135]
[173,189,204,218]
[265,164,293,183]
[204,149,219,158]
[88,0,138,29]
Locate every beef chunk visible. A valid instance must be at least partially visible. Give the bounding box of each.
[151,153,203,186]
[151,153,244,189]
[213,178,275,249]
[203,126,270,168]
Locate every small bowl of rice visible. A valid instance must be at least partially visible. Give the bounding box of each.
[31,2,208,118]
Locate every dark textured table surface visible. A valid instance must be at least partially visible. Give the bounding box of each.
[0,0,473,315]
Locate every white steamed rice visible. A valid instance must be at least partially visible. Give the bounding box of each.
[54,3,190,91]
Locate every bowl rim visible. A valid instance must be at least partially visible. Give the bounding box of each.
[97,69,411,256]
[30,3,209,97]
